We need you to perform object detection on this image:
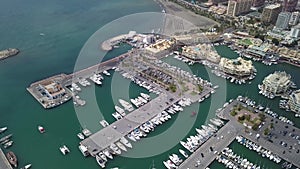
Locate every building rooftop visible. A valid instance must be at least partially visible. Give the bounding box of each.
[265,4,281,9]
[264,71,291,86]
[291,89,300,104]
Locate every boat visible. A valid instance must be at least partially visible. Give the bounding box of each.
[163,160,177,169]
[103,70,110,76]
[116,142,127,152]
[77,133,85,140]
[112,112,123,120]
[4,140,13,149]
[0,127,7,134]
[6,151,17,167]
[110,143,121,155]
[119,99,134,112]
[59,145,70,155]
[98,152,107,161]
[127,133,136,142]
[39,33,45,36]
[141,93,150,100]
[115,106,126,116]
[120,137,132,148]
[96,154,106,168]
[103,149,113,159]
[78,145,89,157]
[99,120,109,127]
[169,153,182,165]
[179,149,188,158]
[38,125,45,133]
[0,134,13,143]
[20,164,32,169]
[82,129,92,137]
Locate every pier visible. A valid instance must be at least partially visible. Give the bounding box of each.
[0,148,13,169]
[178,98,300,168]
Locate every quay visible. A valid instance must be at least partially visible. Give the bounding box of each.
[0,148,13,169]
[178,98,300,168]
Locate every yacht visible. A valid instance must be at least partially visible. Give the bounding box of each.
[77,133,85,140]
[38,125,45,134]
[98,152,107,161]
[20,164,32,169]
[179,149,189,158]
[169,154,182,165]
[140,93,150,100]
[116,142,127,152]
[71,83,81,91]
[110,143,121,155]
[119,99,134,112]
[82,129,92,137]
[0,127,7,134]
[163,160,177,169]
[112,112,123,120]
[115,105,126,116]
[78,145,89,157]
[138,96,147,104]
[99,120,109,127]
[59,145,70,155]
[120,137,132,148]
[96,155,106,168]
[4,140,13,149]
[130,98,140,107]
[103,70,110,76]
[127,133,136,142]
[103,149,113,159]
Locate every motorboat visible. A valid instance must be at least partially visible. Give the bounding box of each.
[116,142,127,152]
[119,99,134,112]
[4,140,13,149]
[110,143,121,155]
[140,93,150,100]
[103,70,110,76]
[20,164,32,169]
[127,133,136,142]
[0,127,7,134]
[179,149,188,158]
[99,120,109,127]
[112,112,123,120]
[103,149,113,159]
[169,153,182,165]
[115,106,126,116]
[77,133,85,140]
[82,129,92,137]
[59,145,70,155]
[98,152,107,161]
[38,125,45,134]
[96,155,106,168]
[120,137,132,148]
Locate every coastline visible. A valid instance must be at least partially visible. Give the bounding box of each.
[0,48,19,61]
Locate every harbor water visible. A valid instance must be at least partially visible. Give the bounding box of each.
[0,0,299,169]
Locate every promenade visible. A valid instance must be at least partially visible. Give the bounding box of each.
[0,148,13,169]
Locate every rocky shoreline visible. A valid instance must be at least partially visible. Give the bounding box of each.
[0,48,19,60]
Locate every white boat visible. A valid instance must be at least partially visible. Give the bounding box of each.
[96,155,106,168]
[59,145,70,155]
[99,120,109,127]
[38,125,45,134]
[20,164,32,169]
[115,106,126,116]
[163,160,177,169]
[179,149,188,158]
[110,143,121,155]
[4,140,13,149]
[0,127,7,134]
[77,133,85,140]
[119,99,134,112]
[103,70,110,76]
[127,133,136,142]
[130,98,140,107]
[103,149,113,159]
[169,154,182,165]
[71,83,81,91]
[98,152,107,161]
[138,96,147,104]
[78,145,89,157]
[140,93,150,100]
[120,137,132,148]
[112,112,122,120]
[116,142,127,152]
[82,129,92,137]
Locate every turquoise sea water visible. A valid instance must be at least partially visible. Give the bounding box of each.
[0,0,300,169]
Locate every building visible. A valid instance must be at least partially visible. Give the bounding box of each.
[181,44,221,63]
[261,4,282,24]
[252,0,265,7]
[288,89,300,114]
[39,81,66,100]
[282,0,297,12]
[226,0,252,17]
[145,39,175,55]
[275,12,291,29]
[219,57,254,77]
[290,24,300,38]
[289,11,300,25]
[260,71,292,97]
[208,0,228,5]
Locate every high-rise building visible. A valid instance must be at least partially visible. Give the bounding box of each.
[261,4,282,24]
[290,24,300,38]
[282,0,297,12]
[208,0,228,5]
[276,12,291,29]
[289,11,300,25]
[226,0,252,17]
[252,0,265,7]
